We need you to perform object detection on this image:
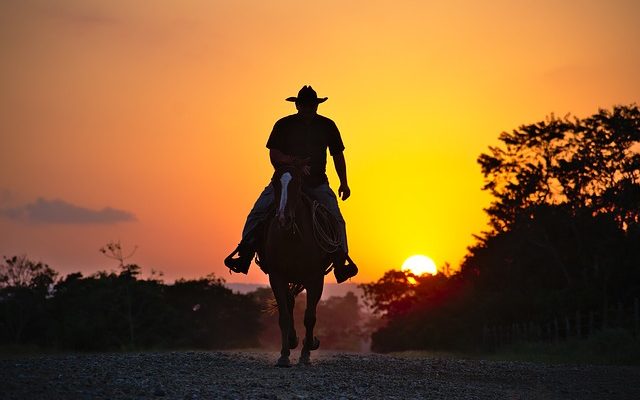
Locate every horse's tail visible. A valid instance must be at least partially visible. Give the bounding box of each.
[264,298,278,315]
[263,283,306,315]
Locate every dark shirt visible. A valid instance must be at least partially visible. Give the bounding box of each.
[266,113,345,187]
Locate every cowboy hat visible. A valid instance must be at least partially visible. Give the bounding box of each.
[286,85,328,104]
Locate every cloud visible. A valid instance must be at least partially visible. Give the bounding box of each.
[0,198,136,225]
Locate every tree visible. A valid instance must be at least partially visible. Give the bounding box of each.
[316,292,366,350]
[362,269,477,352]
[466,104,640,326]
[165,275,261,349]
[0,255,57,344]
[0,255,57,291]
[359,270,417,318]
[478,104,640,232]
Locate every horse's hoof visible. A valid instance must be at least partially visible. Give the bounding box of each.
[275,356,291,368]
[298,353,311,366]
[289,335,299,350]
[303,336,320,351]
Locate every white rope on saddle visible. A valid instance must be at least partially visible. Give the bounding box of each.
[277,172,292,219]
[311,201,342,253]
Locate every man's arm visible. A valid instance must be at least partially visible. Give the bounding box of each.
[332,151,350,200]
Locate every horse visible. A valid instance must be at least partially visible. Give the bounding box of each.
[258,166,333,367]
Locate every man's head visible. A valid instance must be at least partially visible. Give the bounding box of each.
[286,86,327,116]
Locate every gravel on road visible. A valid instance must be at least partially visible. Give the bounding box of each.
[2,351,639,399]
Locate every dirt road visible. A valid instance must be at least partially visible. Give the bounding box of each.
[2,351,639,399]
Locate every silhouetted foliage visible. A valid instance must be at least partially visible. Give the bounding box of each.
[478,104,640,231]
[366,104,640,354]
[0,255,57,344]
[468,104,640,313]
[0,256,261,351]
[317,291,371,350]
[362,270,478,352]
[165,276,261,349]
[360,270,417,317]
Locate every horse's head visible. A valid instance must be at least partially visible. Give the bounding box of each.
[272,166,303,229]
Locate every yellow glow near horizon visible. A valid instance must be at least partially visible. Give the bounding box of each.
[401,255,438,276]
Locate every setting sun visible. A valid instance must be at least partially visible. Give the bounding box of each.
[401,255,438,276]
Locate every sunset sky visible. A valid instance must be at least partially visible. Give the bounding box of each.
[1,0,639,284]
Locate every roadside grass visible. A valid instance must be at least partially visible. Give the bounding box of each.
[390,329,640,366]
[488,329,640,366]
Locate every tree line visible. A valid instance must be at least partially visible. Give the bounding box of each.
[361,104,640,354]
[0,254,261,351]
[0,250,370,352]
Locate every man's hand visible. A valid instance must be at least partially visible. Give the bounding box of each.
[332,152,349,200]
[338,183,351,200]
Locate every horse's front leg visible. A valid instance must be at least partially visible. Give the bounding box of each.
[287,290,299,350]
[300,276,323,365]
[269,274,292,367]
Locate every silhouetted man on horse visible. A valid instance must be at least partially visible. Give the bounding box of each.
[225,85,358,283]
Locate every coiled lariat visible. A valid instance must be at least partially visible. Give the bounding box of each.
[311,201,342,253]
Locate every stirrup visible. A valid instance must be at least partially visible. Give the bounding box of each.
[224,245,251,274]
[334,255,358,284]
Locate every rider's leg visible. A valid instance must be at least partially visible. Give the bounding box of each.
[225,184,274,273]
[304,184,357,283]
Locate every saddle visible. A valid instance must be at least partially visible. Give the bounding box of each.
[254,194,339,275]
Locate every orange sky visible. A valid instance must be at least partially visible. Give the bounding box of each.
[1,0,639,284]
